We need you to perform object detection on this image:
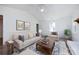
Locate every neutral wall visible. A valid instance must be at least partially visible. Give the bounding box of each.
[39,5,79,40]
[0,6,38,44]
[39,5,75,38]
[39,16,72,38]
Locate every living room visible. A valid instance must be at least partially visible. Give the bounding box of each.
[0,4,79,55]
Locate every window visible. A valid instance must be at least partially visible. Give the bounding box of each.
[49,22,56,32]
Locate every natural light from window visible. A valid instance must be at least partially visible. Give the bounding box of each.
[49,22,56,32]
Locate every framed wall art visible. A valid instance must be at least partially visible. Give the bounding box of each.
[25,22,30,30]
[16,20,25,30]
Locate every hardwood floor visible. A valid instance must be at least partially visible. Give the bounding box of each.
[0,15,3,55]
[0,45,8,55]
[0,46,2,55]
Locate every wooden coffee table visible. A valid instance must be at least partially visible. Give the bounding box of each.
[36,39,55,55]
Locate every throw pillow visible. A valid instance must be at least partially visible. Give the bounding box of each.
[28,32,34,39]
[18,35,24,42]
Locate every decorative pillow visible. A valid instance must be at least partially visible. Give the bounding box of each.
[28,32,34,39]
[18,35,24,42]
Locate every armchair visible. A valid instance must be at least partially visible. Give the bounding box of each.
[47,32,59,41]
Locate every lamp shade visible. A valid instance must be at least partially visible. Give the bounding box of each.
[39,29,42,33]
[74,18,79,23]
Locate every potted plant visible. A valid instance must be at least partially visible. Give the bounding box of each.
[64,29,72,40]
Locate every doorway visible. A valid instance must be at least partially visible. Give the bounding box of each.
[0,15,3,46]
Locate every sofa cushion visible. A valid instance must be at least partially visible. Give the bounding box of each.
[23,37,40,47]
[14,39,24,46]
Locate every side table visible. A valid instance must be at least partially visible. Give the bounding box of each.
[6,40,14,55]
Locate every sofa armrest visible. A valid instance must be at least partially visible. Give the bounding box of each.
[13,40,20,49]
[13,39,24,49]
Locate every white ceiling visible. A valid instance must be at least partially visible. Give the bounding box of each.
[1,4,79,20]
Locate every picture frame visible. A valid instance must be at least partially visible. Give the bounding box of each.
[25,22,30,30]
[16,20,25,30]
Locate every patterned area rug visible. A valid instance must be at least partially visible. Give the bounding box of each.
[27,40,70,55]
[54,41,70,55]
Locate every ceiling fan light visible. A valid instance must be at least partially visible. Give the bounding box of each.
[40,8,44,12]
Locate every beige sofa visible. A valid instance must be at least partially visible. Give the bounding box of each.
[14,37,40,50]
[12,33,41,51]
